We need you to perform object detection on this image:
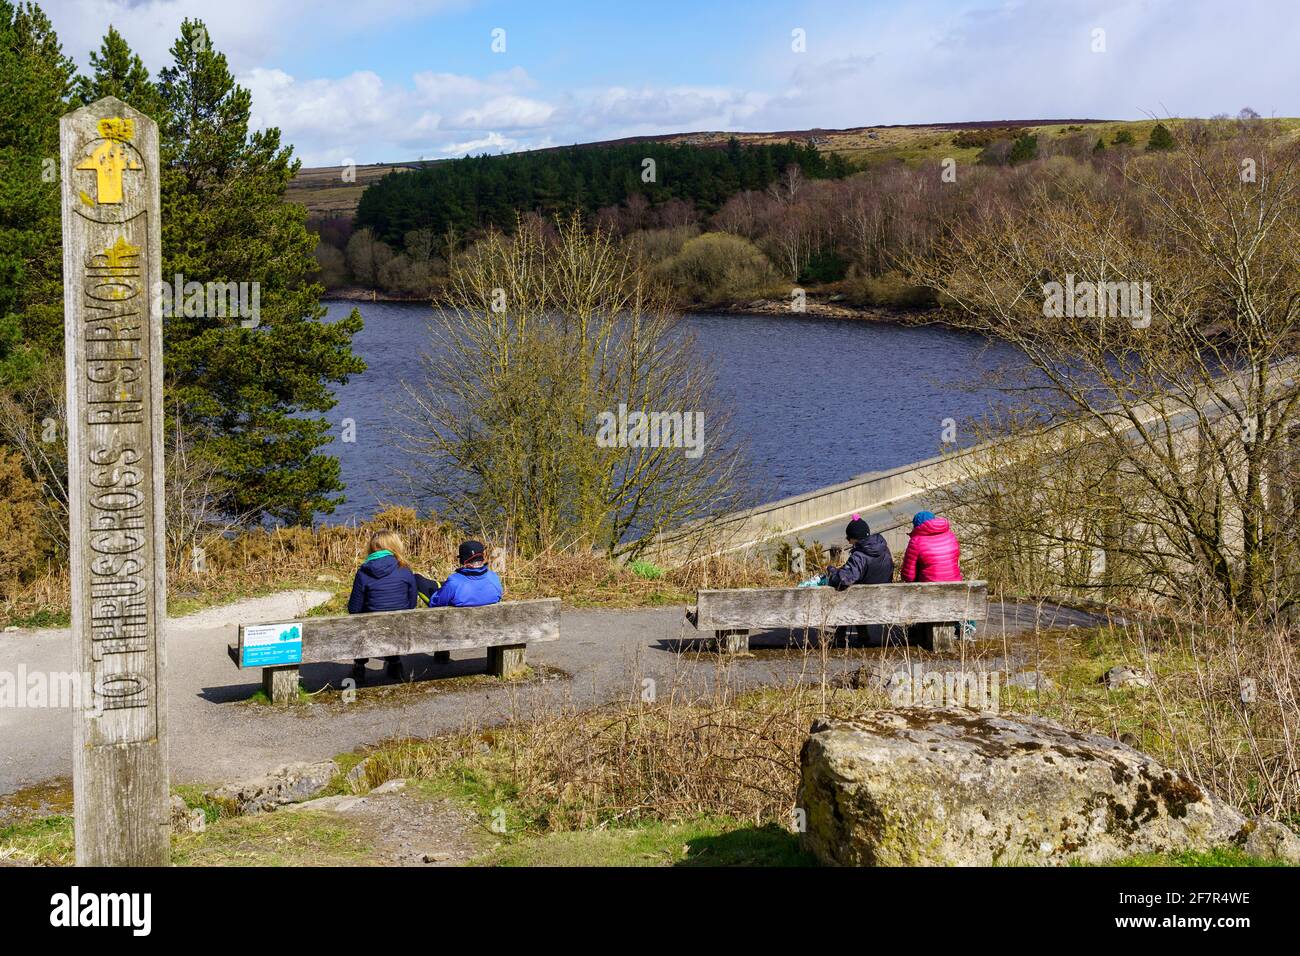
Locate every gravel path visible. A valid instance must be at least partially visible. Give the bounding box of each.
[0,590,1104,795]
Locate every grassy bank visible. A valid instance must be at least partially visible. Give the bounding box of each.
[0,506,786,629]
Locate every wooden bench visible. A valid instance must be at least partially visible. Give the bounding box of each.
[227,598,561,703]
[684,581,987,653]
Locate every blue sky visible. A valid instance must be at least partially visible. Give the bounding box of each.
[45,0,1300,165]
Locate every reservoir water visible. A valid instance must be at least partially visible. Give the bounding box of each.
[322,302,1025,523]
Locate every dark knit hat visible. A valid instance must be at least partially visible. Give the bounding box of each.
[458,540,486,564]
[845,514,870,541]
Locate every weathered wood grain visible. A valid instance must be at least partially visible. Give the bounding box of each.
[712,629,750,654]
[487,644,528,678]
[263,666,300,703]
[61,97,169,866]
[235,598,560,666]
[692,582,988,631]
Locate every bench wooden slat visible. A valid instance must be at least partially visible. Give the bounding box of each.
[231,598,560,668]
[691,582,987,631]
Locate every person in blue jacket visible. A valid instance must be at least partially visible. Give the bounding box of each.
[347,530,418,683]
[431,540,503,607]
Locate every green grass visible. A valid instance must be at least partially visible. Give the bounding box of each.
[0,814,74,865]
[171,810,372,866]
[243,683,314,706]
[1098,847,1290,867]
[478,818,816,867]
[5,608,69,629]
[628,560,665,580]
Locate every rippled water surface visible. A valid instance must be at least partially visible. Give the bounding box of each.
[322,302,1024,521]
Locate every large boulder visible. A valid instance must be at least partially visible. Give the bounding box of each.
[798,709,1279,866]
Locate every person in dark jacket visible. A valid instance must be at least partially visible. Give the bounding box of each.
[826,514,895,645]
[827,515,895,588]
[430,540,503,607]
[348,530,418,683]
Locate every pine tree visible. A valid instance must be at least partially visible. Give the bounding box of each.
[73,24,167,119]
[1008,133,1038,165]
[0,0,74,390]
[152,19,364,524]
[1145,123,1175,152]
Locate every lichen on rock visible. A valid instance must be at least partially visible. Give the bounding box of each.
[797,709,1289,866]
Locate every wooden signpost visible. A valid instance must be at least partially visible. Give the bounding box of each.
[59,97,169,865]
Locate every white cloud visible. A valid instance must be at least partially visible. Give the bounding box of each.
[439,131,524,155]
[239,65,561,164]
[46,0,465,72]
[570,85,769,132]
[745,0,1300,128]
[412,67,536,104]
[452,95,555,130]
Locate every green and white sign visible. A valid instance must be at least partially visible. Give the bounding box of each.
[241,622,304,667]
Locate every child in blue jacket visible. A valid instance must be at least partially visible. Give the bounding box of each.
[431,540,503,607]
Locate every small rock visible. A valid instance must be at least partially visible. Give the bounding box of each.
[168,794,188,823]
[1101,666,1151,690]
[345,758,371,791]
[208,759,339,814]
[845,663,902,691]
[422,851,453,864]
[3,625,18,633]
[281,795,368,813]
[371,778,407,795]
[1007,671,1056,692]
[168,795,205,833]
[1239,816,1300,863]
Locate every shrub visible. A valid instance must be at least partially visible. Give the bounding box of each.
[0,448,47,595]
[657,231,781,305]
[848,270,937,309]
[628,560,664,580]
[798,249,849,285]
[952,127,1024,150]
[1007,133,1039,165]
[1146,123,1176,151]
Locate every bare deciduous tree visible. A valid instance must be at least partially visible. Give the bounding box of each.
[907,127,1300,617]
[397,214,747,558]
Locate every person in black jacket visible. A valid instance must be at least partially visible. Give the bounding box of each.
[347,529,418,684]
[826,514,895,644]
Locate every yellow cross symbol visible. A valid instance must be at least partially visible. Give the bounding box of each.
[75,132,142,206]
[103,235,140,270]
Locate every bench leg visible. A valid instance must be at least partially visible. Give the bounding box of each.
[263,665,300,704]
[927,623,958,654]
[487,643,527,678]
[713,629,749,654]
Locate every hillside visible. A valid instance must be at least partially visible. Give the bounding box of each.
[288,118,1120,219]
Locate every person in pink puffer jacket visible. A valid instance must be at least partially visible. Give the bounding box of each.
[899,511,962,582]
